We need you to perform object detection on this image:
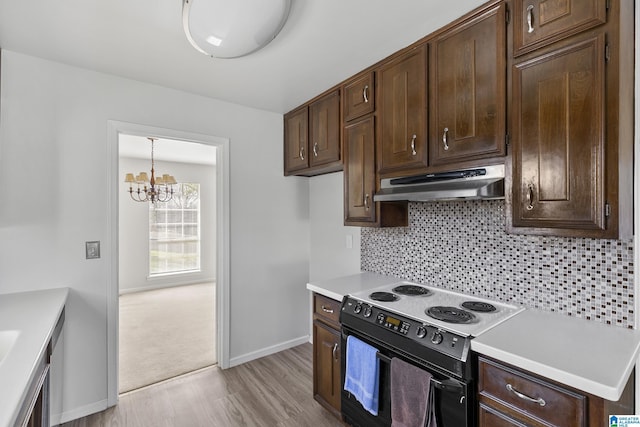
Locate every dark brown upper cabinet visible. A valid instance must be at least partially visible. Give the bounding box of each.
[512,0,607,57]
[377,44,428,175]
[429,1,507,166]
[284,106,309,175]
[343,71,375,122]
[284,90,342,176]
[512,36,606,232]
[344,117,377,225]
[509,0,634,239]
[342,71,408,228]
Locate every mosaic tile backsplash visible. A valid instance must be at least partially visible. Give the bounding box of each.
[361,201,635,328]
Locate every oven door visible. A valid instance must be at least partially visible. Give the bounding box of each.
[341,326,472,427]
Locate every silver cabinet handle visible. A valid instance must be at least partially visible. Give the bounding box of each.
[410,134,417,156]
[363,85,369,103]
[526,5,534,33]
[506,384,546,407]
[313,142,318,157]
[299,146,305,160]
[443,127,449,151]
[321,305,334,314]
[332,343,339,361]
[364,194,370,210]
[526,184,535,210]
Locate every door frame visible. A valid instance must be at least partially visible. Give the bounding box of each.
[634,1,640,412]
[106,120,231,406]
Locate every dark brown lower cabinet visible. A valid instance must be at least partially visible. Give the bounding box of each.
[313,322,341,415]
[478,356,634,427]
[312,293,342,418]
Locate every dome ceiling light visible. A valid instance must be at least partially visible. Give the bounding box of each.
[182,0,292,59]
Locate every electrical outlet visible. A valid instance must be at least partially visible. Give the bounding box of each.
[346,234,353,249]
[86,241,100,259]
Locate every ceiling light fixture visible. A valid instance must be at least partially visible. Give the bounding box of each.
[124,138,177,204]
[182,0,291,59]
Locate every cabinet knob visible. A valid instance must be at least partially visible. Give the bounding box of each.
[442,127,449,151]
[526,5,535,33]
[363,85,369,103]
[526,184,535,210]
[410,134,417,156]
[299,146,305,160]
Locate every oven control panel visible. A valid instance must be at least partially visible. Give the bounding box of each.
[341,297,470,361]
[375,312,410,335]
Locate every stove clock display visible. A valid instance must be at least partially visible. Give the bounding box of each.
[375,312,410,335]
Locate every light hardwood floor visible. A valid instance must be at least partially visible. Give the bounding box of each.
[61,343,344,427]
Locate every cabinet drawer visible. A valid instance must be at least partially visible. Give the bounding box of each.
[478,357,586,427]
[512,0,606,57]
[479,403,528,427]
[313,294,341,326]
[343,71,374,122]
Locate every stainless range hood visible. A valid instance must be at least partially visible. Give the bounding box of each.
[374,164,505,202]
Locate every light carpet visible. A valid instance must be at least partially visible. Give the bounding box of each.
[119,282,216,393]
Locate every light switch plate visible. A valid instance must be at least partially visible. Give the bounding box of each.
[86,241,100,259]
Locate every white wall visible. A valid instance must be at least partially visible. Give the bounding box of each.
[119,157,216,293]
[0,50,310,421]
[309,172,361,282]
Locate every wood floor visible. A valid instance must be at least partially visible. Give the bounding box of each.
[61,343,344,427]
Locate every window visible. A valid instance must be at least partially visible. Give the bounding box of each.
[149,183,201,276]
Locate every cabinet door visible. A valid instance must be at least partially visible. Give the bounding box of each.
[313,322,341,413]
[429,2,506,165]
[512,35,605,232]
[309,90,341,167]
[284,107,309,174]
[513,0,607,57]
[378,44,428,174]
[344,117,376,224]
[344,72,375,122]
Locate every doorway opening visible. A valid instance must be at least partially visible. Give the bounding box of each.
[118,134,217,393]
[107,121,231,405]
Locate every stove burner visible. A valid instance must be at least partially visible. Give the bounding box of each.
[426,306,476,324]
[392,284,432,296]
[369,292,399,302]
[461,301,497,313]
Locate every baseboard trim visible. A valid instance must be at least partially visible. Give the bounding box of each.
[229,335,310,367]
[58,399,109,424]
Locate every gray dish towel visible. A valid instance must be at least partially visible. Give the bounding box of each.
[390,357,437,427]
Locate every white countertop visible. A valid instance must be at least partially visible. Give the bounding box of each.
[308,273,640,403]
[306,272,402,301]
[472,308,640,401]
[0,288,69,427]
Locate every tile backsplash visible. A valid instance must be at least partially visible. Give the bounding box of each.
[361,201,635,328]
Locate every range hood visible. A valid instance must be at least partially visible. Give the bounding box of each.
[374,164,505,202]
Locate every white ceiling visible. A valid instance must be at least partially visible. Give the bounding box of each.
[0,0,486,114]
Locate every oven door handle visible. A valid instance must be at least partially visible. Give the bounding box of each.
[375,352,464,394]
[431,378,464,394]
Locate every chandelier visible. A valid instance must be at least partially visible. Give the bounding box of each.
[124,137,177,203]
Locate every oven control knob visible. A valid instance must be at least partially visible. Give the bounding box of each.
[354,304,362,314]
[431,332,444,345]
[416,326,427,338]
[363,306,372,318]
